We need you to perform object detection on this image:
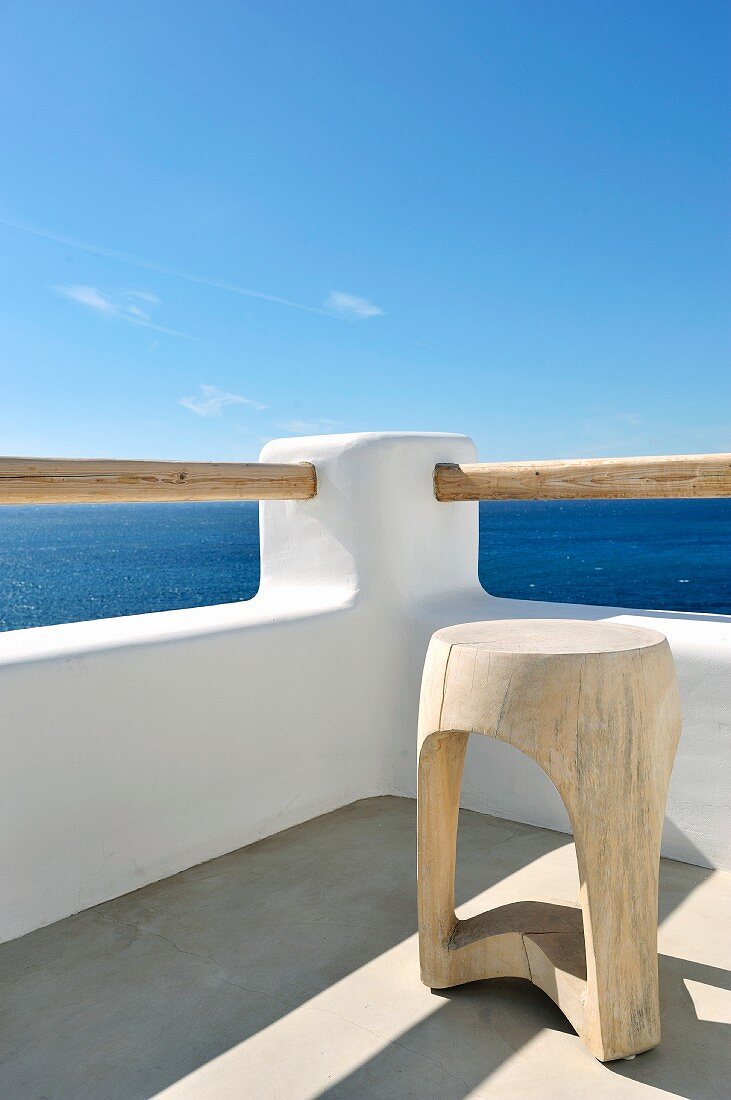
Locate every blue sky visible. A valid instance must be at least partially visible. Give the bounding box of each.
[1,1,728,461]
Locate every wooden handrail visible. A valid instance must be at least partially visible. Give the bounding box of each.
[0,458,317,504]
[4,450,730,505]
[434,453,731,501]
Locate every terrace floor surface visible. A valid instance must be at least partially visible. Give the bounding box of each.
[1,796,729,1099]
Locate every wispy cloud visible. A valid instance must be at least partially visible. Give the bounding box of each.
[58,285,118,316]
[574,410,647,455]
[274,418,341,434]
[3,216,331,316]
[56,284,195,339]
[179,384,268,417]
[6,217,389,323]
[575,408,731,457]
[324,291,384,320]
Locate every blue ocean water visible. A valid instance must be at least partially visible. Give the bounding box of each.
[0,499,729,632]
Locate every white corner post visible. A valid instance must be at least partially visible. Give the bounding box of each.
[257,432,479,603]
[256,432,483,798]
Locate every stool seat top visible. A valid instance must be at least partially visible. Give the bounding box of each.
[432,618,666,656]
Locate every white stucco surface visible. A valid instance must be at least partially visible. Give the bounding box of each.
[0,432,729,943]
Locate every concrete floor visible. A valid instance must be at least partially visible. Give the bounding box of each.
[1,798,729,1100]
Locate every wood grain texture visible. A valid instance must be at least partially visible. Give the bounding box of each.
[434,453,731,500]
[417,618,682,1062]
[0,458,317,504]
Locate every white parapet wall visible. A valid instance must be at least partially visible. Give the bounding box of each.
[0,432,729,943]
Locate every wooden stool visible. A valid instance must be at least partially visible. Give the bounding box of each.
[417,619,681,1062]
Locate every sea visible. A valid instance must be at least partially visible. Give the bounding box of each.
[1,499,729,632]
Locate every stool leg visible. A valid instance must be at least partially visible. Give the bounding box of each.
[572,797,665,1061]
[417,730,469,988]
[567,649,681,1061]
